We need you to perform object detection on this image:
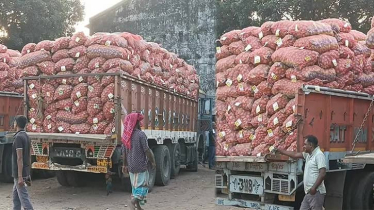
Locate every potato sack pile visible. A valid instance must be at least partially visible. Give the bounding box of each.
[216,18,374,156]
[6,32,199,134]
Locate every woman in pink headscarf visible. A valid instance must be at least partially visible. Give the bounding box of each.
[122,112,156,210]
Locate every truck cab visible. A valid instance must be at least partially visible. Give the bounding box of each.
[197,90,215,162]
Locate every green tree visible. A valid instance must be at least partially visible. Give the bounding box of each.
[216,0,374,38]
[0,0,84,50]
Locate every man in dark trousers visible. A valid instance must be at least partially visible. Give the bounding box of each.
[273,135,326,210]
[208,122,216,169]
[12,115,34,210]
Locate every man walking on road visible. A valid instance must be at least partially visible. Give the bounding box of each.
[12,115,33,210]
[273,135,326,210]
[122,113,156,210]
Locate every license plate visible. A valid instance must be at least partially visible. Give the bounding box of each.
[87,166,107,173]
[229,175,264,195]
[36,156,48,163]
[52,147,82,158]
[97,159,112,168]
[32,162,49,169]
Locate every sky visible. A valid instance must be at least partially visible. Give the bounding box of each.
[75,0,123,35]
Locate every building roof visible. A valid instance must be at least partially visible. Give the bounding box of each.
[86,0,125,28]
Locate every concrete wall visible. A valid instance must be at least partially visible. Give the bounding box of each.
[89,0,217,96]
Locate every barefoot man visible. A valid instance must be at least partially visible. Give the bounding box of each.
[122,113,156,210]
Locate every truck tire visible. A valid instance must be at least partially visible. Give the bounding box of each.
[147,149,156,192]
[56,171,70,187]
[169,143,181,179]
[154,145,171,186]
[343,171,364,209]
[0,146,13,183]
[66,171,84,187]
[186,148,198,172]
[352,172,374,210]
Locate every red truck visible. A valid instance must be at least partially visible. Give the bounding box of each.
[215,85,374,210]
[0,92,54,183]
[0,92,23,182]
[25,72,204,190]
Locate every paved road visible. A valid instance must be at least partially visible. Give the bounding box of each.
[0,167,244,210]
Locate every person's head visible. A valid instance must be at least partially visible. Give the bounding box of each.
[14,115,27,131]
[212,122,216,129]
[124,112,143,131]
[303,135,319,153]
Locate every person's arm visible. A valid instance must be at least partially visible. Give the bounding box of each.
[146,149,156,169]
[17,150,24,179]
[15,137,25,186]
[276,148,304,159]
[140,133,156,169]
[122,146,128,174]
[310,154,327,195]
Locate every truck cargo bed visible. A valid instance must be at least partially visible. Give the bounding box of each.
[218,85,374,163]
[343,152,374,164]
[27,133,114,143]
[0,92,23,132]
[23,73,198,144]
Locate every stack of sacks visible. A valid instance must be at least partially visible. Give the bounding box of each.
[216,18,373,157]
[365,16,374,95]
[0,44,22,92]
[14,32,199,135]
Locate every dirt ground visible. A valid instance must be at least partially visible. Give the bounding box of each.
[0,166,244,210]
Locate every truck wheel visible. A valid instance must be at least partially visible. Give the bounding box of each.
[352,172,374,210]
[66,171,84,187]
[147,149,156,192]
[154,145,171,186]
[56,171,70,187]
[169,143,181,179]
[0,146,13,183]
[343,171,364,209]
[186,148,198,172]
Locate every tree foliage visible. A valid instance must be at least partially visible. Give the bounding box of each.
[0,0,84,50]
[217,0,374,37]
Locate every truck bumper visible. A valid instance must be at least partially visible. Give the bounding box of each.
[216,197,293,210]
[32,162,108,174]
